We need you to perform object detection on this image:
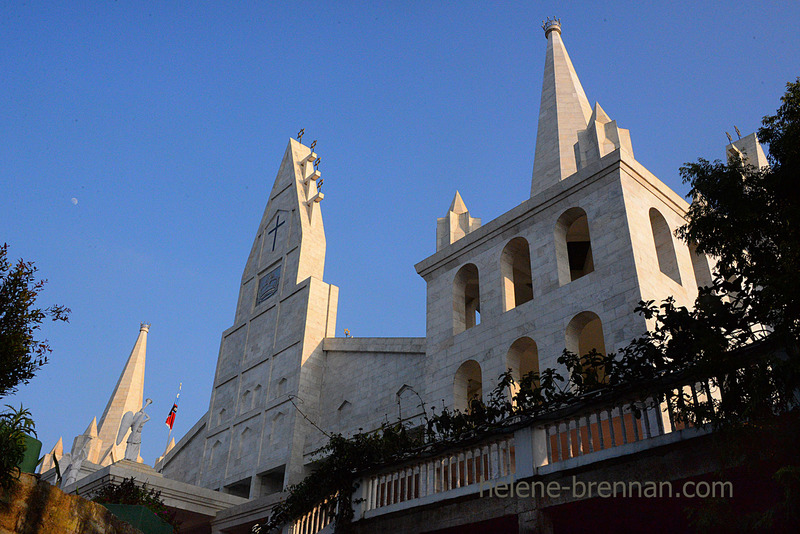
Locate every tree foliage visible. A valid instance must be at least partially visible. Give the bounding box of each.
[678,78,800,343]
[0,245,69,498]
[0,243,70,398]
[664,78,800,532]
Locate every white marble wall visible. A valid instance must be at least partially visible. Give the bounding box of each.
[416,149,696,412]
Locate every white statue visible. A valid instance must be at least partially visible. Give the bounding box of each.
[61,446,87,488]
[116,398,152,462]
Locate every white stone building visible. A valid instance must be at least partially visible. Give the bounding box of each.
[45,19,770,533]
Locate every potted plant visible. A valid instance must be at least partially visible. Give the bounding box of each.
[0,404,40,485]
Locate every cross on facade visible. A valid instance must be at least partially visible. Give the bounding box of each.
[267,214,285,251]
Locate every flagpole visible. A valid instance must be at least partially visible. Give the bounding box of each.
[163,382,182,454]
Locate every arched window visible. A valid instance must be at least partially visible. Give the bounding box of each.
[649,208,682,284]
[453,264,481,334]
[501,237,533,311]
[506,337,539,399]
[396,385,422,421]
[453,360,482,413]
[688,242,712,289]
[566,311,608,383]
[217,408,226,426]
[555,208,595,285]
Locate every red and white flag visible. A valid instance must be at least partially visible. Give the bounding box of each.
[165,383,181,430]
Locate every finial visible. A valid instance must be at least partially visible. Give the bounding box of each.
[140,322,150,333]
[542,17,561,37]
[726,132,733,144]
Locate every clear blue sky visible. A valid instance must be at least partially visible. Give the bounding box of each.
[2,1,798,465]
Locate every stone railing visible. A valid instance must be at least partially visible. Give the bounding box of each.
[350,377,719,522]
[286,376,722,531]
[289,498,335,534]
[362,433,516,513]
[269,348,782,534]
[532,379,719,472]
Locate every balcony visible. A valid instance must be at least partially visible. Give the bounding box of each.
[289,376,721,533]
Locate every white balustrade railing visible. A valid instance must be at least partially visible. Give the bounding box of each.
[363,434,516,512]
[289,497,335,534]
[536,378,721,466]
[297,378,723,526]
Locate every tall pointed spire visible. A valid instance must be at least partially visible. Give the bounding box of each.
[96,323,149,464]
[531,19,593,196]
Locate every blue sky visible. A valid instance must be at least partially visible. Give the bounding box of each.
[2,1,798,465]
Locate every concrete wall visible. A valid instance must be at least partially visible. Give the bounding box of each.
[618,156,706,310]
[304,338,426,455]
[179,139,339,494]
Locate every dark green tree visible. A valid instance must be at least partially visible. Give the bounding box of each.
[0,244,69,494]
[678,80,800,345]
[662,78,800,533]
[0,243,70,398]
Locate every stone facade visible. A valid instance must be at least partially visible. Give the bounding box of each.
[154,19,735,533]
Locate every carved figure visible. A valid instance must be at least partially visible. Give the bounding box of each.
[61,446,87,488]
[116,398,152,461]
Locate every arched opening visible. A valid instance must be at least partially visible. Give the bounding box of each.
[217,408,226,426]
[453,360,483,413]
[453,263,481,334]
[397,385,422,421]
[506,337,539,400]
[566,312,608,384]
[555,208,595,285]
[649,208,682,284]
[501,237,534,311]
[688,242,712,289]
